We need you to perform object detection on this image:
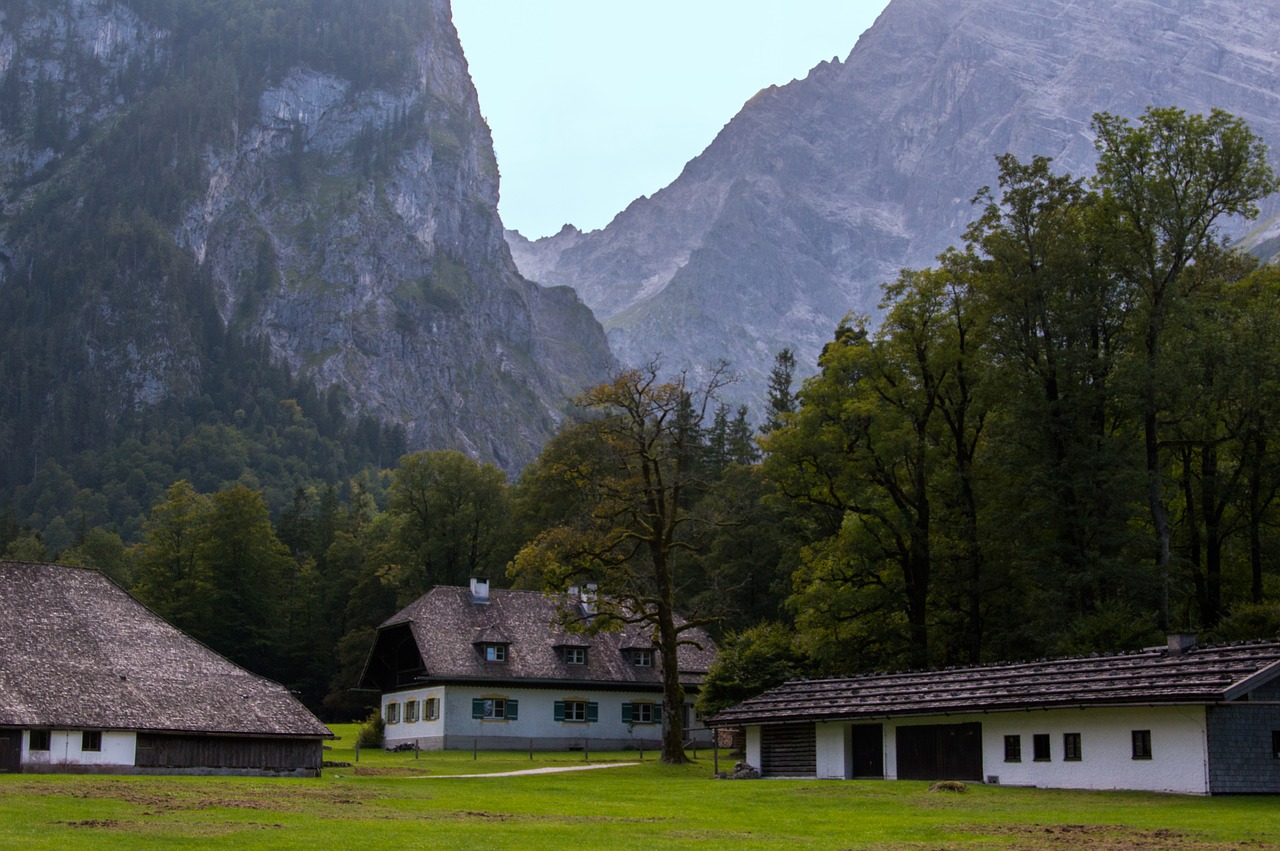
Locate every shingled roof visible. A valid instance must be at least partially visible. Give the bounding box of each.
[363,585,717,690]
[709,640,1280,727]
[0,561,330,737]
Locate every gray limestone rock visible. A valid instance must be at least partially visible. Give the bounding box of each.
[509,0,1280,410]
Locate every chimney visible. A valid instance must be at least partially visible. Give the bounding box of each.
[1166,633,1196,655]
[469,576,490,604]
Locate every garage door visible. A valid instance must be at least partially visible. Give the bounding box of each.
[896,722,982,781]
[761,723,817,777]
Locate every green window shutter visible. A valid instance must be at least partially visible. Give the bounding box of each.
[653,704,663,723]
[587,702,599,723]
[621,703,633,723]
[554,701,565,722]
[472,698,485,719]
[506,699,518,721]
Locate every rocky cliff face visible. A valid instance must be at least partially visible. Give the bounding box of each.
[1,0,613,473]
[509,0,1280,406]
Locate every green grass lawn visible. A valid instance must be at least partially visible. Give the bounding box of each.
[0,725,1276,849]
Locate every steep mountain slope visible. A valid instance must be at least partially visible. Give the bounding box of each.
[509,0,1280,404]
[0,0,612,482]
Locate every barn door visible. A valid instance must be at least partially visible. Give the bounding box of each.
[896,723,982,781]
[760,723,816,777]
[0,730,22,773]
[850,724,884,778]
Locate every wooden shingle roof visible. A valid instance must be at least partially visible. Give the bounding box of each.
[0,562,330,737]
[364,585,716,690]
[709,640,1280,727]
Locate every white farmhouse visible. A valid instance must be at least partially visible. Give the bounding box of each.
[359,578,717,750]
[0,561,330,776]
[709,635,1280,794]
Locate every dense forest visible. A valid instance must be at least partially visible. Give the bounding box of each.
[6,104,1280,720]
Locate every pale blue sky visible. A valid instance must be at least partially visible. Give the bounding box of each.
[452,2,892,239]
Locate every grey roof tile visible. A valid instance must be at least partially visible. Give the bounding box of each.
[710,641,1280,726]
[373,586,716,688]
[0,561,330,737]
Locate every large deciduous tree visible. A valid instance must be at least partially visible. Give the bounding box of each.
[512,363,729,763]
[385,450,514,601]
[1092,106,1278,626]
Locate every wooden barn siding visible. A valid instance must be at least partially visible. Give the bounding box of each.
[135,734,321,775]
[761,724,817,777]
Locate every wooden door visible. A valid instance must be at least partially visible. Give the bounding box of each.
[850,724,884,778]
[896,723,982,781]
[0,730,22,773]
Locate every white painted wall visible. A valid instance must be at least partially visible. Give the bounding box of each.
[383,685,712,749]
[966,706,1209,794]
[745,725,761,770]
[815,722,850,779]
[22,730,136,768]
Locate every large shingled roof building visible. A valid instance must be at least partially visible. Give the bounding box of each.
[359,578,717,750]
[0,561,330,776]
[709,635,1280,794]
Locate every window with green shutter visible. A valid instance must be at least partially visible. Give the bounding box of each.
[623,702,659,724]
[557,700,598,723]
[474,697,514,720]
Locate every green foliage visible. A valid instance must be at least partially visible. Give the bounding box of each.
[696,622,807,717]
[356,707,386,749]
[760,107,1280,672]
[384,451,515,602]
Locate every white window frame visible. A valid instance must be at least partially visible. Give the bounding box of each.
[633,702,655,724]
[484,644,507,663]
[565,647,587,665]
[632,649,653,667]
[405,700,419,723]
[386,702,401,724]
[425,697,440,721]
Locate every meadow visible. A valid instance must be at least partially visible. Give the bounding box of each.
[0,724,1277,849]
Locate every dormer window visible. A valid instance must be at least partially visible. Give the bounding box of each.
[631,649,653,667]
[565,647,587,665]
[482,643,507,663]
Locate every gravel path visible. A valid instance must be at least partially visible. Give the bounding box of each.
[412,762,640,779]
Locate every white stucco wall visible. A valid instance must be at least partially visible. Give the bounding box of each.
[745,725,761,770]
[383,685,711,750]
[747,705,1211,793]
[22,730,136,768]
[967,706,1209,794]
[815,722,850,779]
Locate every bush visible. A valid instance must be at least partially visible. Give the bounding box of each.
[356,708,385,748]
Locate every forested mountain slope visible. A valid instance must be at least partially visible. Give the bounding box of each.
[0,0,613,512]
[509,0,1280,403]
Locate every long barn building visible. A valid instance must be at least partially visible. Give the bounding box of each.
[0,561,330,776]
[709,635,1280,794]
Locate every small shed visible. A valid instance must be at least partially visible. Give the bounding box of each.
[0,561,330,776]
[709,636,1280,794]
